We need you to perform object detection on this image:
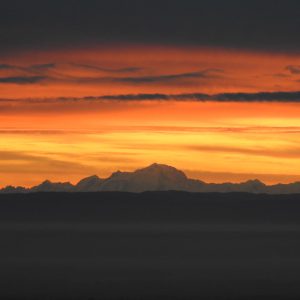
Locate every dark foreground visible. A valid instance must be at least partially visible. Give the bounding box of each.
[1,192,300,300]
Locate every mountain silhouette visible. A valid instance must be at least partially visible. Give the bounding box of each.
[75,175,104,192]
[31,180,74,192]
[1,163,300,194]
[100,163,194,192]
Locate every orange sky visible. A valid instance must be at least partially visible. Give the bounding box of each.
[1,46,300,98]
[1,46,300,187]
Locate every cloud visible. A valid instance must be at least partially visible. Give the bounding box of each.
[286,65,300,74]
[273,73,291,78]
[29,63,56,70]
[17,67,221,86]
[52,69,222,86]
[212,91,300,102]
[0,63,40,72]
[98,93,173,101]
[188,144,300,159]
[0,129,74,135]
[71,63,142,73]
[0,63,56,76]
[0,151,41,161]
[3,90,300,104]
[0,150,99,181]
[118,69,222,84]
[0,64,16,70]
[0,62,142,81]
[99,91,300,102]
[0,76,46,84]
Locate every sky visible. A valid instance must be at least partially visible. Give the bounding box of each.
[1,0,300,187]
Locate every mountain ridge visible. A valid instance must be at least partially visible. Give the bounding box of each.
[1,163,300,194]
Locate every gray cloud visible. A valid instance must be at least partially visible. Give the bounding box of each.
[286,65,300,74]
[0,62,141,78]
[30,68,221,85]
[0,62,145,84]
[40,68,222,86]
[0,63,34,72]
[99,91,300,102]
[0,64,16,70]
[0,63,56,75]
[29,63,56,70]
[99,94,173,101]
[118,69,222,84]
[3,91,300,103]
[0,76,46,84]
[55,91,300,102]
[71,63,142,73]
[211,91,300,102]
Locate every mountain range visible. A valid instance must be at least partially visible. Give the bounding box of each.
[1,163,300,194]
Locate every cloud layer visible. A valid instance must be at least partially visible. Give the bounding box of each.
[0,62,221,86]
[0,76,46,84]
[87,91,300,102]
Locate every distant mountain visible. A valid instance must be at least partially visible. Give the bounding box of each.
[75,175,104,192]
[99,163,199,192]
[0,185,28,194]
[265,182,300,194]
[1,163,300,194]
[31,180,74,192]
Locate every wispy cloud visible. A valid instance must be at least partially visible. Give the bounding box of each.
[45,68,222,86]
[70,63,142,73]
[286,65,300,74]
[0,64,16,70]
[2,91,300,103]
[0,63,222,86]
[98,91,300,102]
[0,63,56,76]
[29,63,56,70]
[187,144,300,159]
[117,69,222,83]
[0,62,142,75]
[0,76,46,84]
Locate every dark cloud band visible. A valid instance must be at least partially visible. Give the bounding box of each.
[0,64,221,85]
[286,65,300,74]
[0,76,46,84]
[2,91,300,103]
[98,91,300,102]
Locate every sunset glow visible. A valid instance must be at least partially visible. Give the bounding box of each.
[0,46,300,186]
[1,45,300,187]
